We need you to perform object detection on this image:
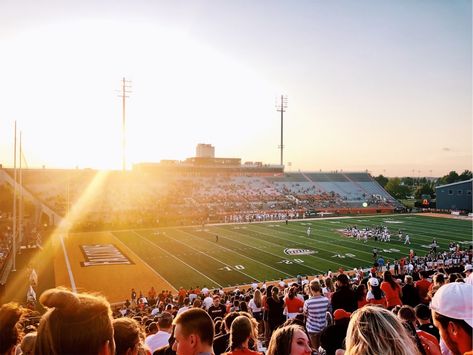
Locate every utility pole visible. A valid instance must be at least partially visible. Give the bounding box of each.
[12,122,17,271]
[118,78,132,171]
[276,95,288,166]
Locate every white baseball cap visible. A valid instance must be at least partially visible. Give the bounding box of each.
[368,277,379,287]
[464,264,473,273]
[430,283,473,327]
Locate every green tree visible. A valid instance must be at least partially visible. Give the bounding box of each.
[439,171,459,185]
[385,178,412,199]
[414,183,435,200]
[375,174,388,188]
[458,170,472,181]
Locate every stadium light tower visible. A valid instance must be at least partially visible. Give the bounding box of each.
[276,95,288,166]
[117,77,132,171]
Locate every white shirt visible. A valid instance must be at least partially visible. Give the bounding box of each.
[145,330,171,353]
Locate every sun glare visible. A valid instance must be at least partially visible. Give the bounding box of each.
[1,19,278,169]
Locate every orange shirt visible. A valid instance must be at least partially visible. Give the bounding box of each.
[284,297,304,313]
[380,281,402,308]
[367,297,387,307]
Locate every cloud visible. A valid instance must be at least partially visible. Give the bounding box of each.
[442,147,451,152]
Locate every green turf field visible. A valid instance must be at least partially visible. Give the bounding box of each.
[111,215,473,289]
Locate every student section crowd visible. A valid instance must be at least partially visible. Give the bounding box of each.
[1,258,473,355]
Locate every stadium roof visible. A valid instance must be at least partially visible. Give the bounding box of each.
[435,179,473,189]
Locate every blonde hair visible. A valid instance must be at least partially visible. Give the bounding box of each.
[344,305,420,355]
[253,289,262,308]
[35,288,114,355]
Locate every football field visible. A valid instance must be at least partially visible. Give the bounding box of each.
[58,214,472,302]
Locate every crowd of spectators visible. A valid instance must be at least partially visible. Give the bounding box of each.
[2,252,472,355]
[19,172,400,231]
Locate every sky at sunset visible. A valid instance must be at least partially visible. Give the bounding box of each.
[0,0,471,176]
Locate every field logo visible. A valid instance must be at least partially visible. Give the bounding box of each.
[284,248,316,255]
[80,244,132,267]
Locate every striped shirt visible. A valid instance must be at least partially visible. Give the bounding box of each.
[303,295,329,333]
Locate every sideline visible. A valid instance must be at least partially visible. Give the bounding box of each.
[60,234,77,293]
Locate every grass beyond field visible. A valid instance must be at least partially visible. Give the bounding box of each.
[107,214,472,290]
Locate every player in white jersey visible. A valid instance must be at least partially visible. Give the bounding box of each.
[404,234,411,245]
[307,226,311,237]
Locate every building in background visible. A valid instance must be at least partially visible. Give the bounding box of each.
[196,144,215,158]
[436,179,472,212]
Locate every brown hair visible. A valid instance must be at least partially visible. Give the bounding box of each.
[0,302,25,354]
[172,308,214,346]
[113,317,144,355]
[229,315,257,350]
[35,288,114,355]
[266,324,307,355]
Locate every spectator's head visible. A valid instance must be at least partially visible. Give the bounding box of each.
[464,264,472,277]
[333,309,351,324]
[266,324,311,355]
[19,331,36,355]
[228,315,257,351]
[414,304,431,322]
[404,275,413,285]
[35,288,114,355]
[223,311,240,332]
[0,302,25,355]
[113,317,144,355]
[337,273,350,287]
[172,308,214,355]
[433,273,445,286]
[157,312,173,331]
[430,282,473,355]
[309,280,322,295]
[398,305,416,325]
[146,321,158,335]
[344,305,419,355]
[212,295,221,307]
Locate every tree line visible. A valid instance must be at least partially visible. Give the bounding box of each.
[375,170,472,200]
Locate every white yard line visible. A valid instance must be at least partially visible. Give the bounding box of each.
[131,231,224,288]
[176,230,294,278]
[110,232,178,292]
[213,226,337,272]
[60,234,77,292]
[161,229,261,282]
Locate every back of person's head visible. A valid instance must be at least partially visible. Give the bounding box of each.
[344,305,420,355]
[172,308,214,346]
[310,279,322,294]
[35,288,114,355]
[398,306,416,324]
[253,289,262,308]
[20,331,36,355]
[157,312,173,330]
[383,271,397,289]
[229,315,256,350]
[266,324,309,355]
[113,317,144,355]
[414,304,431,321]
[404,275,413,285]
[337,274,350,286]
[433,273,445,285]
[223,311,240,332]
[0,302,25,355]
